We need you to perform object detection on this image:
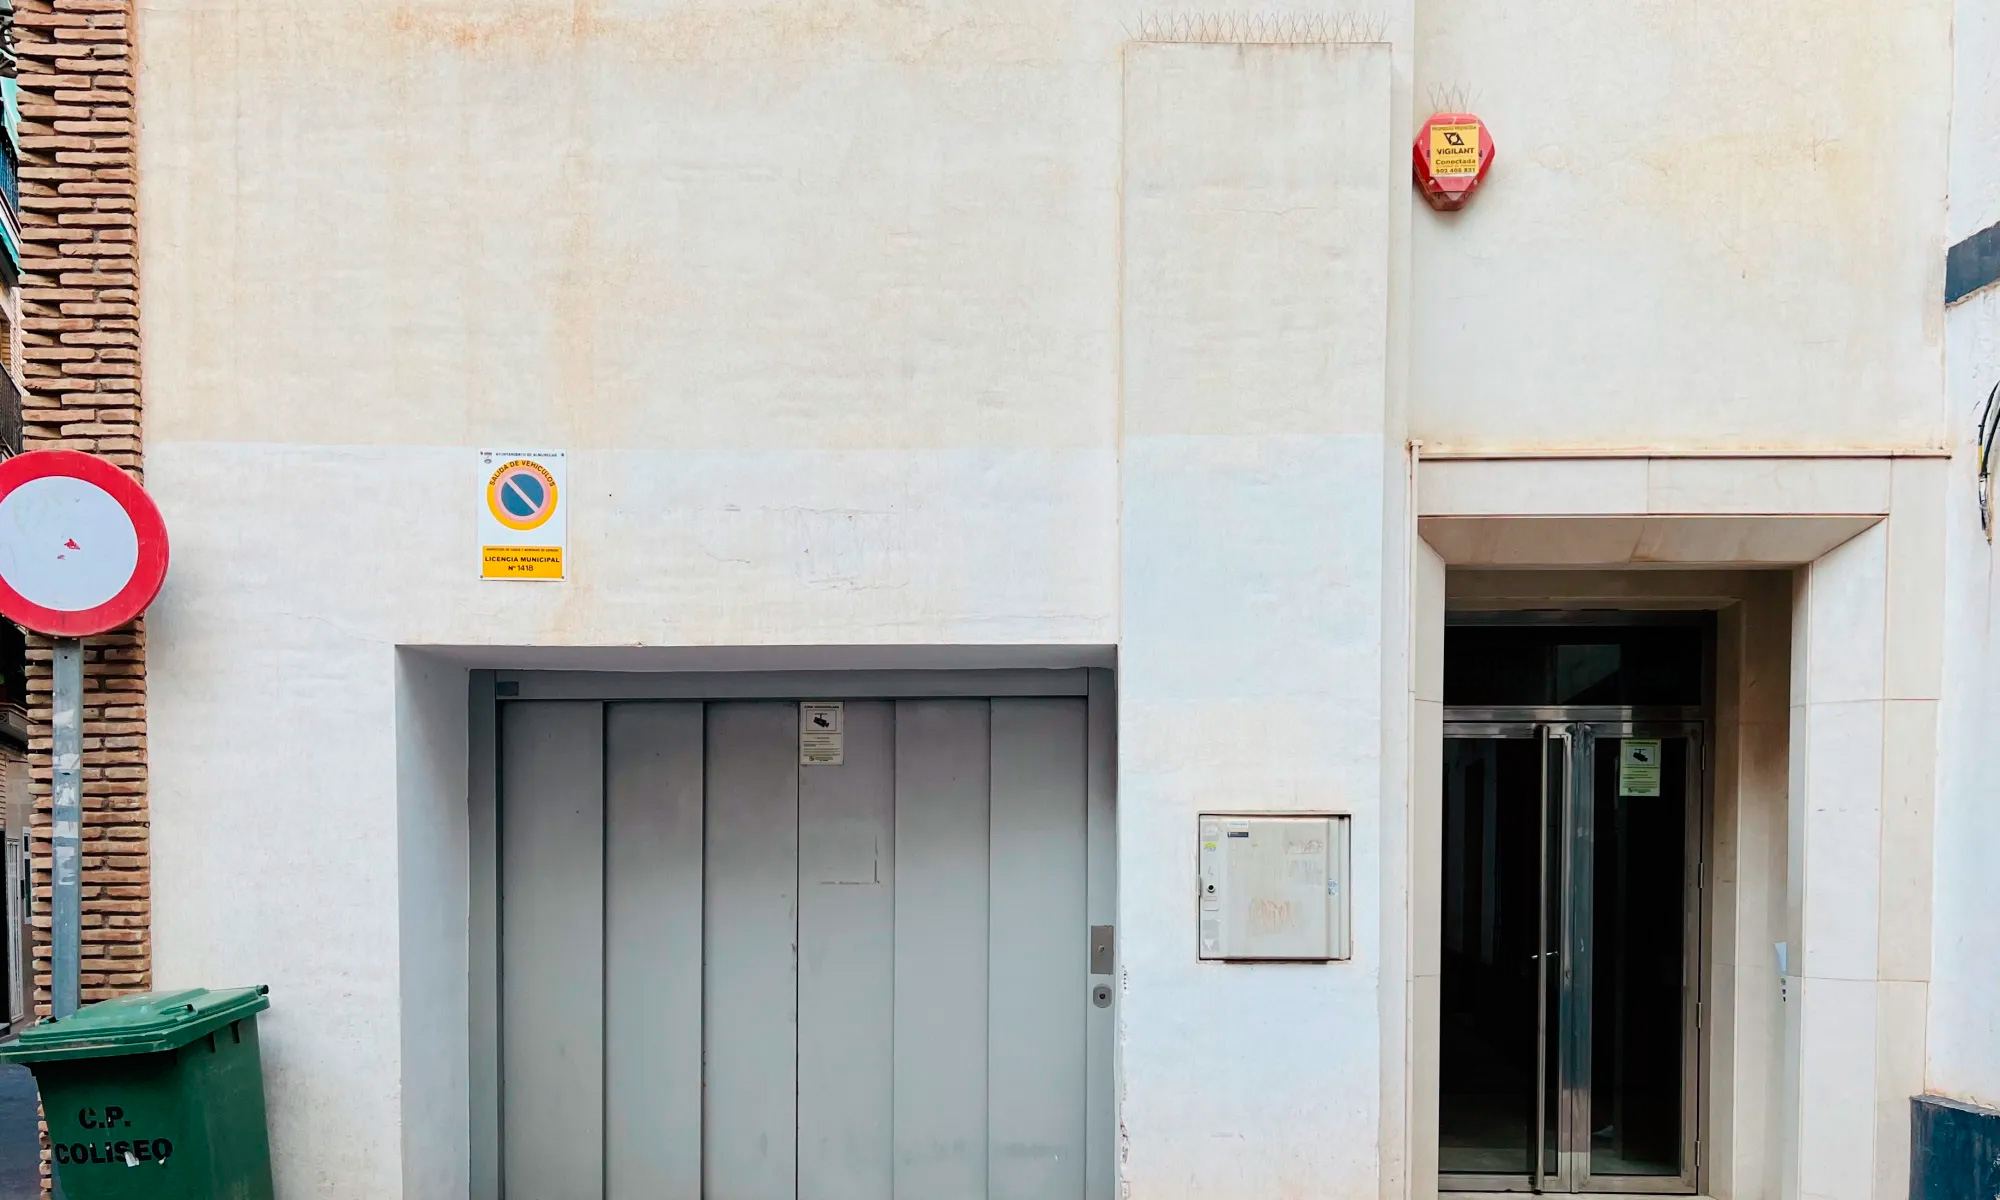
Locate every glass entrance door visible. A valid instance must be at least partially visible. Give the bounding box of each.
[1440,723,1701,1194]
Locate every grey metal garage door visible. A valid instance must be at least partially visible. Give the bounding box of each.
[494,695,1110,1200]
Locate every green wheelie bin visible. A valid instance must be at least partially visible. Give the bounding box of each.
[0,986,274,1200]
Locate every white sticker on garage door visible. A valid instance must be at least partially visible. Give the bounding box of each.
[799,702,844,765]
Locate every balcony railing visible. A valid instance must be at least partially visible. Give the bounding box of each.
[0,136,16,214]
[0,137,16,278]
[0,364,21,459]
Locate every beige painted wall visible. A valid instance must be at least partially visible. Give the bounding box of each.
[132,1,1961,1195]
[142,0,1951,457]
[1412,0,1952,453]
[1929,0,2000,1113]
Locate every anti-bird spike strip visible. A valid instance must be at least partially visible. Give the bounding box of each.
[1428,82,1477,115]
[1134,10,1388,44]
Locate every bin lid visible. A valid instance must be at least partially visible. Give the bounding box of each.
[0,986,269,1063]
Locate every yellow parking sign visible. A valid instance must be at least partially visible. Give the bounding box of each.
[478,450,566,580]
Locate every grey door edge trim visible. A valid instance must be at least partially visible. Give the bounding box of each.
[1437,1172,1542,1191]
[468,669,502,1200]
[498,668,1094,701]
[1085,668,1118,1200]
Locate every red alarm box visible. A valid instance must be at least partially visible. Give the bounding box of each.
[1414,112,1495,211]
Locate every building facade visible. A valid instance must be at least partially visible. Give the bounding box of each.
[10,0,2000,1197]
[0,0,35,1040]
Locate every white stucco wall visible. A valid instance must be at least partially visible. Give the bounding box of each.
[1947,0,2000,244]
[1118,41,1393,1198]
[140,5,1127,1192]
[131,0,1962,1195]
[1927,0,2000,1111]
[1928,293,2000,1112]
[1413,0,1952,452]
[1928,287,2000,1109]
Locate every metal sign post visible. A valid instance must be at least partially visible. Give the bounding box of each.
[0,450,169,1028]
[49,640,81,1018]
[49,640,81,1200]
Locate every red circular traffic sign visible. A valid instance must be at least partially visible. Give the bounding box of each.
[0,451,168,636]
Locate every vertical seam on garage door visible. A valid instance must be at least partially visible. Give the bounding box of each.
[889,701,900,1199]
[601,709,613,1196]
[490,693,506,1200]
[700,700,710,1196]
[794,698,804,1200]
[985,698,997,1196]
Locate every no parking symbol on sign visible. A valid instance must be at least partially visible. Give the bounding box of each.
[478,450,566,580]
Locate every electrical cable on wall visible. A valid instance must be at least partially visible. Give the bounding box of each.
[1979,377,1999,542]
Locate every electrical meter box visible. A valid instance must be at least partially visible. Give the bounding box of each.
[1198,814,1350,961]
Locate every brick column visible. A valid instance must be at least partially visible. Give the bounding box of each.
[10,1,146,1190]
[12,0,148,1016]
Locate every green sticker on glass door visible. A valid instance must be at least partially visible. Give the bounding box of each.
[1619,738,1662,797]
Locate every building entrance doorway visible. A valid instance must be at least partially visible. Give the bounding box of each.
[1439,619,1707,1194]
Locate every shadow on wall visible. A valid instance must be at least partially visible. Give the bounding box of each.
[1912,1095,2000,1200]
[0,1064,37,1197]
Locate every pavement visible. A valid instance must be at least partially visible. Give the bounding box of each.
[0,1064,39,1198]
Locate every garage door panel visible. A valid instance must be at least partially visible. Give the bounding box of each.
[605,703,704,1199]
[893,699,992,1200]
[497,689,1104,1200]
[988,698,1088,1200]
[705,702,801,1200]
[501,701,606,1200]
[799,700,896,1200]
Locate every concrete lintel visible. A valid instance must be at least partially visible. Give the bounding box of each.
[1418,515,1882,567]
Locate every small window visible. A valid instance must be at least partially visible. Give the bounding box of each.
[1444,618,1709,708]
